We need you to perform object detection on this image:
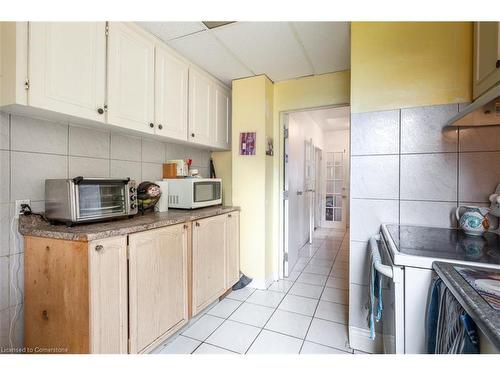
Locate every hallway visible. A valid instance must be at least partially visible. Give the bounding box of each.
[153,228,351,354]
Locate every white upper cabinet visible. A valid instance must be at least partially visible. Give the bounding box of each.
[107,23,155,134]
[213,83,231,149]
[154,44,189,141]
[29,22,106,121]
[473,22,500,99]
[188,69,214,146]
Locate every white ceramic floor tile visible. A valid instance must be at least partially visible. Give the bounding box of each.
[247,330,303,354]
[278,294,318,317]
[158,335,201,354]
[300,341,350,354]
[291,262,306,272]
[321,287,348,305]
[268,279,294,293]
[308,258,334,268]
[229,302,275,328]
[315,301,348,324]
[330,267,348,279]
[284,270,301,281]
[326,277,349,290]
[297,272,328,286]
[205,320,260,354]
[289,282,323,299]
[206,298,242,319]
[246,289,285,308]
[265,309,312,339]
[193,343,236,354]
[181,314,225,341]
[306,318,351,351]
[226,286,255,301]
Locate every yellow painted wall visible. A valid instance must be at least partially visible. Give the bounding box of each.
[351,22,473,113]
[211,151,232,206]
[230,75,273,284]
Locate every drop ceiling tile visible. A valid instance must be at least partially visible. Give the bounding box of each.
[137,22,206,41]
[292,22,350,74]
[213,22,313,82]
[168,30,253,86]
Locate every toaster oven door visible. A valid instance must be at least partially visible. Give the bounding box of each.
[75,179,128,220]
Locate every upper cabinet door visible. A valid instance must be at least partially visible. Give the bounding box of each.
[154,45,188,141]
[107,23,155,134]
[188,69,213,146]
[473,22,500,99]
[29,22,106,121]
[214,84,231,150]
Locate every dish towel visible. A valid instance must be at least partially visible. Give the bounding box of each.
[367,249,383,340]
[426,276,479,354]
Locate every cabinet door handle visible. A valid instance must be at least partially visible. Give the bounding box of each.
[149,123,154,128]
[228,214,232,218]
[158,124,163,130]
[95,245,103,252]
[195,222,200,227]
[42,310,49,320]
[183,224,188,229]
[191,133,195,138]
[97,107,104,115]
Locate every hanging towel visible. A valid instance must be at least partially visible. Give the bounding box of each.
[367,248,383,340]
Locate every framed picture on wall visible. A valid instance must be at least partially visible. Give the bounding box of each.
[240,132,256,155]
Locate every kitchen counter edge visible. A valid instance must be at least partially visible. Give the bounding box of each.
[18,206,240,242]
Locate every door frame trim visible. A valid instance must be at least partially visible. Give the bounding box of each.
[277,103,350,279]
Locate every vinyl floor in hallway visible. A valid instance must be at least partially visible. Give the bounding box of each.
[152,227,351,354]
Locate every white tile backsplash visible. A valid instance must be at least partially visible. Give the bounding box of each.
[400,104,458,153]
[11,115,68,155]
[400,153,457,201]
[69,125,110,158]
[350,199,399,242]
[351,110,399,155]
[459,152,500,203]
[351,155,399,199]
[0,111,213,338]
[400,200,457,228]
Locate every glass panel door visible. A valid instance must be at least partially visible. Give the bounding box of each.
[323,151,345,228]
[77,183,126,219]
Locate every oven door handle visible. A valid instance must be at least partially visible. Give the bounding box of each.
[370,235,394,279]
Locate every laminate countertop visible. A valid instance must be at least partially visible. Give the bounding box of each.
[433,262,500,350]
[18,206,240,242]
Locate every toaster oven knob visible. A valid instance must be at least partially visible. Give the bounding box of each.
[131,203,137,210]
[129,187,136,193]
[130,195,136,201]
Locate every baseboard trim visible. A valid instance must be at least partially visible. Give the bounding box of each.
[349,326,384,354]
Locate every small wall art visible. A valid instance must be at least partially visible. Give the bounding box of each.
[240,132,256,155]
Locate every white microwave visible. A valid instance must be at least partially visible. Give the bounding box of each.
[166,178,222,209]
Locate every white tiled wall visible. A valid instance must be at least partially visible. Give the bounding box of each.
[348,102,500,351]
[0,111,212,349]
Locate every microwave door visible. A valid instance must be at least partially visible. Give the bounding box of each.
[193,181,221,203]
[76,182,127,220]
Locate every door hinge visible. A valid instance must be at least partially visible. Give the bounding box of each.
[24,79,30,91]
[284,253,288,262]
[283,191,289,200]
[284,127,289,139]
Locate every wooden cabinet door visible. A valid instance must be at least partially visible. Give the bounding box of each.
[226,212,240,289]
[29,22,106,121]
[88,236,128,354]
[107,22,155,134]
[188,69,213,146]
[192,214,227,314]
[214,83,231,150]
[128,224,189,353]
[473,22,500,98]
[154,45,188,141]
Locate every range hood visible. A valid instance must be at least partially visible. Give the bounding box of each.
[447,84,500,127]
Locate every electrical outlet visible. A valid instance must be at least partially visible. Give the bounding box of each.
[15,199,30,219]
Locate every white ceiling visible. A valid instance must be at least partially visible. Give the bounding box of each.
[137,21,350,86]
[291,106,350,132]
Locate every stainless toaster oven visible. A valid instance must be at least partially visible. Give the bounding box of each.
[45,177,138,225]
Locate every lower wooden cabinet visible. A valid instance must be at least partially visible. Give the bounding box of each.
[128,223,189,353]
[192,212,240,316]
[24,235,128,354]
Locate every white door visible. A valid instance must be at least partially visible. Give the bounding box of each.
[107,22,155,134]
[154,45,189,141]
[29,22,106,121]
[213,84,231,149]
[314,148,322,229]
[304,139,315,243]
[188,69,213,145]
[322,151,347,229]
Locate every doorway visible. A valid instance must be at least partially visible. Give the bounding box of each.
[281,105,350,277]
